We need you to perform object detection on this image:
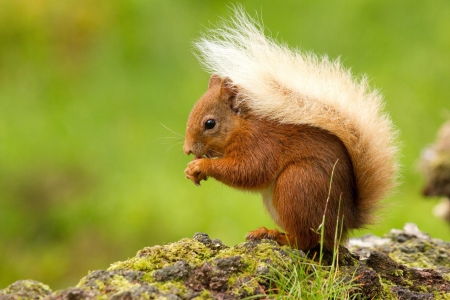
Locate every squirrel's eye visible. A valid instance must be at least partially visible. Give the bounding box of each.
[204,119,216,130]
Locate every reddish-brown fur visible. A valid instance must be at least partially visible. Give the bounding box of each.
[184,75,360,250]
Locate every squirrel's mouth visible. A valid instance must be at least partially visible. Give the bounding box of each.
[194,150,222,160]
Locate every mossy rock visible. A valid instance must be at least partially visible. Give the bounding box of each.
[1,224,450,299]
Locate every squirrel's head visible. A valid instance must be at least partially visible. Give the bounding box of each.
[183,74,241,159]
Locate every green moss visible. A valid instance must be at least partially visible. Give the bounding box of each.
[109,238,215,273]
[387,238,450,270]
[192,289,213,299]
[142,272,154,284]
[226,272,260,298]
[76,276,87,288]
[109,275,140,294]
[434,290,450,300]
[86,274,142,298]
[152,280,186,293]
[75,238,288,299]
[227,273,237,286]
[0,280,53,299]
[215,240,289,273]
[237,278,260,298]
[145,280,187,299]
[380,277,397,300]
[402,279,414,287]
[418,285,429,293]
[94,279,105,291]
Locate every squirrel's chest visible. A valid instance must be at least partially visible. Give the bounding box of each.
[260,185,281,225]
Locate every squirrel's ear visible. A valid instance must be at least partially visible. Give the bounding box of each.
[208,74,240,113]
[220,78,240,114]
[208,75,237,96]
[208,74,222,89]
[220,77,237,95]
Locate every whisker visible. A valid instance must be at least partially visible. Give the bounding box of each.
[164,141,184,154]
[155,136,180,139]
[152,136,181,142]
[152,136,183,144]
[160,122,184,137]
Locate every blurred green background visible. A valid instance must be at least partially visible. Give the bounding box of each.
[0,0,449,290]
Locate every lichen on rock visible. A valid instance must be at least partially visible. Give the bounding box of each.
[0,280,52,299]
[71,233,293,299]
[348,223,450,299]
[1,225,450,299]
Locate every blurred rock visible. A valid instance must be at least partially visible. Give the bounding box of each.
[420,120,450,221]
[0,280,52,299]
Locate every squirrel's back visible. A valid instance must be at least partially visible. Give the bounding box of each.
[195,7,399,225]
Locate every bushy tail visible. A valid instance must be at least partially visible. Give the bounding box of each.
[194,6,399,226]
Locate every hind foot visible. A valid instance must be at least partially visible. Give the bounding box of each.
[246,227,289,246]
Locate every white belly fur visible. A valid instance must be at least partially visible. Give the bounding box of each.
[260,184,280,225]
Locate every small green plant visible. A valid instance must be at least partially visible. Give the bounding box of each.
[265,257,358,299]
[255,160,360,299]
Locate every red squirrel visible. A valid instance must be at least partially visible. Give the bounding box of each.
[183,8,398,251]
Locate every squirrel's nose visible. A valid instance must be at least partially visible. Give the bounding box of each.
[183,143,192,156]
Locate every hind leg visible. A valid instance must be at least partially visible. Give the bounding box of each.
[244,161,327,250]
[271,162,339,250]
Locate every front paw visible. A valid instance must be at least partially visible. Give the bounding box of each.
[185,159,208,186]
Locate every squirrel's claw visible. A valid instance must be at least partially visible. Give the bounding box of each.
[246,227,290,246]
[185,174,201,186]
[185,159,208,186]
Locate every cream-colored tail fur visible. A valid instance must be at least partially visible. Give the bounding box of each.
[194,7,399,226]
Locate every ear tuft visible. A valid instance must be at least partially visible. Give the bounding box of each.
[208,75,240,114]
[220,77,237,97]
[222,79,240,114]
[208,74,222,89]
